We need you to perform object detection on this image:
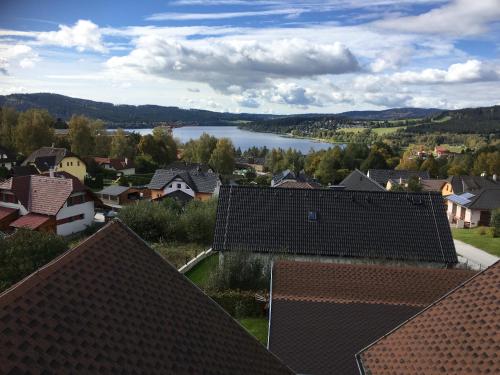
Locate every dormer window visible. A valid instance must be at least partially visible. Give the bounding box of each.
[308,211,318,221]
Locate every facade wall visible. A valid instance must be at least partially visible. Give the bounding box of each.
[465,209,481,228]
[55,195,95,236]
[442,182,454,196]
[57,156,87,182]
[163,178,196,197]
[195,192,213,201]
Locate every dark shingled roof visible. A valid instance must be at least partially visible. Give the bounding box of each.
[269,261,476,375]
[148,168,220,193]
[340,169,386,191]
[446,188,500,210]
[213,186,458,264]
[367,169,430,185]
[0,220,294,375]
[22,147,80,172]
[357,261,499,375]
[446,175,499,194]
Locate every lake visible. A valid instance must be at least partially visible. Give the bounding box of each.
[133,126,336,153]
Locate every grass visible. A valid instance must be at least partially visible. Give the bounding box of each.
[185,253,219,287]
[452,227,500,256]
[437,143,465,153]
[238,318,269,345]
[372,126,406,135]
[153,242,208,269]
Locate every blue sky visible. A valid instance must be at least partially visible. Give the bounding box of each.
[0,0,499,113]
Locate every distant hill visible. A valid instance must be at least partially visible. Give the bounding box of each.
[408,105,500,134]
[339,107,442,120]
[0,93,278,127]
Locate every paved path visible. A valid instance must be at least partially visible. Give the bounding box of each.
[454,239,498,269]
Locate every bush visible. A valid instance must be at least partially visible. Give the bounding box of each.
[491,209,500,238]
[208,290,265,318]
[118,200,179,242]
[0,229,68,292]
[181,198,217,244]
[208,251,271,291]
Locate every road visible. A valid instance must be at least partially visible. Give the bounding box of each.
[454,239,499,269]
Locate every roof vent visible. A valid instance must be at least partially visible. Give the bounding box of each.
[308,211,318,221]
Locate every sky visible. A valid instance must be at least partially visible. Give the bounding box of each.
[0,0,499,114]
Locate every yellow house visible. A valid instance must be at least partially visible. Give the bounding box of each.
[22,147,87,182]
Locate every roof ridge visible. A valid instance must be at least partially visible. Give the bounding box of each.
[355,260,500,363]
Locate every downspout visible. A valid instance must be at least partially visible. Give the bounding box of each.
[267,259,274,349]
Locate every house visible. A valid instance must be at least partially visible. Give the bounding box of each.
[0,220,294,375]
[93,156,135,175]
[268,260,476,375]
[271,169,298,187]
[442,175,499,196]
[213,186,458,267]
[236,157,266,173]
[339,169,386,191]
[434,145,450,158]
[367,169,430,186]
[10,165,39,177]
[420,178,448,192]
[96,185,149,209]
[0,173,98,235]
[274,180,322,189]
[356,261,499,375]
[152,189,194,205]
[148,164,221,201]
[22,147,87,182]
[0,146,16,170]
[445,188,500,227]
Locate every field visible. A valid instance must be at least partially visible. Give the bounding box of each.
[337,126,406,135]
[185,253,219,287]
[452,228,500,256]
[238,318,269,345]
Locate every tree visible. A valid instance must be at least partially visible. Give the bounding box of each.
[183,132,217,164]
[110,128,134,159]
[181,199,218,244]
[68,115,95,157]
[491,209,500,238]
[283,148,304,175]
[315,147,343,184]
[420,155,440,177]
[209,138,235,175]
[15,109,55,155]
[360,150,388,171]
[0,106,19,149]
[0,229,67,292]
[138,128,177,166]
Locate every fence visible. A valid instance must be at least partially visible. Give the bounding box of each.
[178,248,213,274]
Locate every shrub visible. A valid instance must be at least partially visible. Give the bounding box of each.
[118,200,179,242]
[491,209,500,238]
[208,290,265,318]
[181,198,217,244]
[208,251,271,291]
[0,229,68,292]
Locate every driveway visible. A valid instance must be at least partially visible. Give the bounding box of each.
[454,239,499,269]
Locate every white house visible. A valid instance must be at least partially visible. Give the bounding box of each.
[93,157,135,175]
[446,188,500,228]
[0,173,99,235]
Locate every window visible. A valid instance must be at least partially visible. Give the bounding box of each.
[177,183,182,189]
[56,214,84,225]
[169,184,173,188]
[186,186,190,190]
[67,162,70,166]
[70,162,73,166]
[77,161,80,166]
[308,211,318,221]
[60,163,62,167]
[0,192,16,203]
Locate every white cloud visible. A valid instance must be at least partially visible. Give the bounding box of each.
[376,0,500,36]
[392,60,500,84]
[37,20,107,53]
[147,8,305,21]
[106,36,359,91]
[0,44,39,73]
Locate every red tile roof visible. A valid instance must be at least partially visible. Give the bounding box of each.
[0,220,294,375]
[93,156,134,170]
[357,261,499,375]
[269,261,476,375]
[0,206,17,221]
[9,213,50,229]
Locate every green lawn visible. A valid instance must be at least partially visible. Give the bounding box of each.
[238,318,269,345]
[185,253,219,287]
[452,228,500,256]
[372,126,406,135]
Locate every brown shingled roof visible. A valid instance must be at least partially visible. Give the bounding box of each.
[268,261,476,375]
[0,220,294,375]
[357,261,499,375]
[9,213,51,229]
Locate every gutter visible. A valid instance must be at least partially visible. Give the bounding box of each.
[267,259,274,349]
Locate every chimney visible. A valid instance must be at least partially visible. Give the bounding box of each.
[125,157,128,166]
[493,174,498,182]
[399,177,403,184]
[49,168,54,178]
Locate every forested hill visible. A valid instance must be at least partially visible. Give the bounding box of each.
[409,105,500,134]
[0,93,278,126]
[339,107,441,120]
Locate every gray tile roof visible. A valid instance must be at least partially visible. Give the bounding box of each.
[213,186,458,264]
[339,169,386,192]
[148,168,219,193]
[447,175,499,194]
[97,185,131,196]
[446,188,500,210]
[367,169,430,185]
[22,147,79,171]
